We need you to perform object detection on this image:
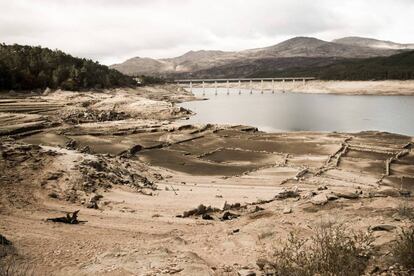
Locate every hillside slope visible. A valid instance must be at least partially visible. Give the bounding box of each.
[111,37,402,77]
[249,50,414,80]
[333,37,414,50]
[0,44,135,91]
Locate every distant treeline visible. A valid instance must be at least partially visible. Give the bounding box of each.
[0,44,136,91]
[250,50,414,80]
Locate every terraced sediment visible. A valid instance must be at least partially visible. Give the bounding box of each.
[0,86,413,275]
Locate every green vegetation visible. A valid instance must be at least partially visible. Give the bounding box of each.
[0,43,135,91]
[262,223,373,276]
[251,50,414,80]
[392,226,414,270]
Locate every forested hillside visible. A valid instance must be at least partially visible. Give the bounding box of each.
[250,50,414,80]
[0,44,135,91]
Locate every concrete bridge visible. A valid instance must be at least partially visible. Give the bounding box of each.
[174,77,316,95]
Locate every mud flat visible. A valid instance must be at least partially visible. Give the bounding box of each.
[0,85,413,275]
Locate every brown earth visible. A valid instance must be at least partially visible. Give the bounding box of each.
[0,85,413,275]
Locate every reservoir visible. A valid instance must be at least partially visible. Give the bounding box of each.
[180,88,414,135]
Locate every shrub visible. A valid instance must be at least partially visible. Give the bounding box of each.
[263,223,373,276]
[392,226,414,270]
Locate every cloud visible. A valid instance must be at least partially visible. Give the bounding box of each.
[1,0,413,64]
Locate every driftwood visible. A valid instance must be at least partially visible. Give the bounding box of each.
[385,149,410,176]
[46,210,82,224]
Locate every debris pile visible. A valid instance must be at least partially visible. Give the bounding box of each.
[63,109,129,124]
[76,156,156,195]
[179,203,242,221]
[47,210,82,224]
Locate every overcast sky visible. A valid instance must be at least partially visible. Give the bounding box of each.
[1,0,413,65]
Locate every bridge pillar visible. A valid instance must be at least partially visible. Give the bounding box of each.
[250,80,253,94]
[189,81,192,92]
[226,80,229,95]
[261,79,264,94]
[238,80,241,94]
[215,81,218,95]
[293,79,295,84]
[202,81,205,96]
[272,79,274,93]
[303,78,305,84]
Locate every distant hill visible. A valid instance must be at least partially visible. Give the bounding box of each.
[111,36,405,78]
[0,44,135,91]
[333,37,414,50]
[249,50,414,80]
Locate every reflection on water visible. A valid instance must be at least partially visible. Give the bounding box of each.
[179,88,414,135]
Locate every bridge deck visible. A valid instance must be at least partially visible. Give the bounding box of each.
[174,77,315,83]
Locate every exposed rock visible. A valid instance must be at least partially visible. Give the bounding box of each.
[0,234,14,258]
[310,193,328,205]
[317,185,328,191]
[301,191,315,199]
[182,204,220,218]
[0,234,11,246]
[223,201,242,211]
[86,194,103,209]
[326,193,339,201]
[238,269,256,276]
[276,187,300,200]
[221,211,239,221]
[335,191,360,199]
[202,213,214,220]
[371,224,397,231]
[282,206,292,214]
[250,206,265,213]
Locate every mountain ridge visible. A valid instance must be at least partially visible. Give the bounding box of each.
[110,36,411,78]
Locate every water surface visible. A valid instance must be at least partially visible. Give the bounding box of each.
[180,88,414,135]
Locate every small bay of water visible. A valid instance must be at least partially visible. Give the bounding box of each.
[179,88,414,136]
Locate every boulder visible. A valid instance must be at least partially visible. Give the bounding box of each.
[282,206,292,214]
[310,193,328,205]
[326,193,339,201]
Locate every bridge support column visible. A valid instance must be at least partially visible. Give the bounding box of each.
[272,79,274,93]
[215,81,218,95]
[189,81,192,93]
[226,80,229,95]
[202,81,205,95]
[250,80,253,94]
[238,80,241,94]
[303,78,305,85]
[261,79,264,94]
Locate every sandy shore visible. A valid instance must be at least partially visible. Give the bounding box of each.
[195,80,414,95]
[1,85,413,275]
